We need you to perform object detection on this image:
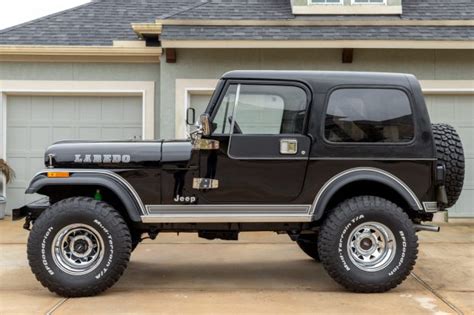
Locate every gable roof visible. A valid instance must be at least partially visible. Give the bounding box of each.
[163,0,293,20]
[0,0,472,47]
[0,0,195,46]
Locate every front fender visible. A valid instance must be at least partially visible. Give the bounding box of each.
[311,167,423,221]
[26,170,146,222]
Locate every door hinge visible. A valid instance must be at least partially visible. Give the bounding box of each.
[193,178,219,190]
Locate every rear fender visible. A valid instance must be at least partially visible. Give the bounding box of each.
[311,167,423,220]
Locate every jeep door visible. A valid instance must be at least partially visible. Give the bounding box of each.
[198,81,311,203]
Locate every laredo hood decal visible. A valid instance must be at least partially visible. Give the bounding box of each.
[74,154,131,164]
[44,140,192,168]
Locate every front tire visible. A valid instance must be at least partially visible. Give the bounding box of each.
[318,196,418,293]
[27,197,132,297]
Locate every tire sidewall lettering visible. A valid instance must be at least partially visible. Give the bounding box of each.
[41,227,55,276]
[93,219,114,280]
[338,214,365,271]
[388,230,407,277]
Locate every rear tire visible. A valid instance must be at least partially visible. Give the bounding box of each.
[27,197,132,297]
[318,196,418,293]
[432,123,465,208]
[296,234,321,262]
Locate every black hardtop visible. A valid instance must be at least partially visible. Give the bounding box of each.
[222,70,416,93]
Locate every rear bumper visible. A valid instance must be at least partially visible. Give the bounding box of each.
[12,198,50,221]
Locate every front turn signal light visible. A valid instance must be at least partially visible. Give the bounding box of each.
[47,172,70,178]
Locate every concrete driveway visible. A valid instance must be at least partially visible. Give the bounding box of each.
[0,220,472,315]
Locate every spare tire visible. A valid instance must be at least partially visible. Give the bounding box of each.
[432,123,465,208]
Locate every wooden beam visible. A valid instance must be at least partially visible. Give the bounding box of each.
[166,48,177,63]
[342,48,354,63]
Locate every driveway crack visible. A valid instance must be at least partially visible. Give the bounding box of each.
[46,297,68,315]
[411,272,464,315]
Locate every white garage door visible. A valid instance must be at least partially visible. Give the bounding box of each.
[425,94,474,218]
[6,95,143,214]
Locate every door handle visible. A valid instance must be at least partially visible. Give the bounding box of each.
[280,138,298,155]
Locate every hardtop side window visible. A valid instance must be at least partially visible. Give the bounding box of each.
[212,83,307,135]
[324,88,414,143]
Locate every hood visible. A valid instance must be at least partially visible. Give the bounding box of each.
[44,140,192,168]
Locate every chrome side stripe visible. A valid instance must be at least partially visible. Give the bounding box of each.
[141,215,312,223]
[143,204,312,223]
[146,204,310,214]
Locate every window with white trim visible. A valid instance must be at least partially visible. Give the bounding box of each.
[310,0,343,4]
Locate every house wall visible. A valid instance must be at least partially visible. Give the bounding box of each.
[160,48,474,138]
[0,62,161,137]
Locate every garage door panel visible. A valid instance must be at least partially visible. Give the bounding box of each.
[453,96,474,119]
[7,157,28,185]
[101,127,124,139]
[101,99,124,122]
[53,97,76,120]
[123,99,142,122]
[6,95,143,214]
[123,127,143,140]
[426,94,473,218]
[7,96,31,121]
[451,191,474,217]
[79,98,102,121]
[31,97,53,121]
[78,127,101,139]
[7,127,29,151]
[464,158,474,187]
[30,127,52,151]
[52,127,75,142]
[457,127,474,157]
[6,189,28,213]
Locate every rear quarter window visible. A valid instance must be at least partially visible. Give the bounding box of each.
[324,88,414,143]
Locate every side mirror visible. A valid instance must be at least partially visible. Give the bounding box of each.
[200,114,211,136]
[186,107,196,126]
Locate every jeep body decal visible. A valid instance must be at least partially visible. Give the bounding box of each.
[74,154,131,164]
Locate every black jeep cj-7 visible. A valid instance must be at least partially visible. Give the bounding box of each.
[13,71,465,297]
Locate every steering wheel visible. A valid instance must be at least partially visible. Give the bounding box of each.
[228,116,242,134]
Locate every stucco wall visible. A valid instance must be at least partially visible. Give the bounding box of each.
[0,62,161,138]
[160,48,474,138]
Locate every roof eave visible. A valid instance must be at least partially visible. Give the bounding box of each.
[161,39,474,50]
[0,45,162,63]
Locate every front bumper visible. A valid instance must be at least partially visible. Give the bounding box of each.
[12,198,50,221]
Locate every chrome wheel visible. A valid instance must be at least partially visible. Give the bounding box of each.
[347,222,396,272]
[51,224,105,276]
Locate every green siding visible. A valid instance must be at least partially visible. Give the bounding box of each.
[0,62,161,138]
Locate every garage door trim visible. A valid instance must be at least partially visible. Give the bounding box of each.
[0,80,155,196]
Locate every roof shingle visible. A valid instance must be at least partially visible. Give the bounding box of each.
[0,0,472,46]
[161,25,474,41]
